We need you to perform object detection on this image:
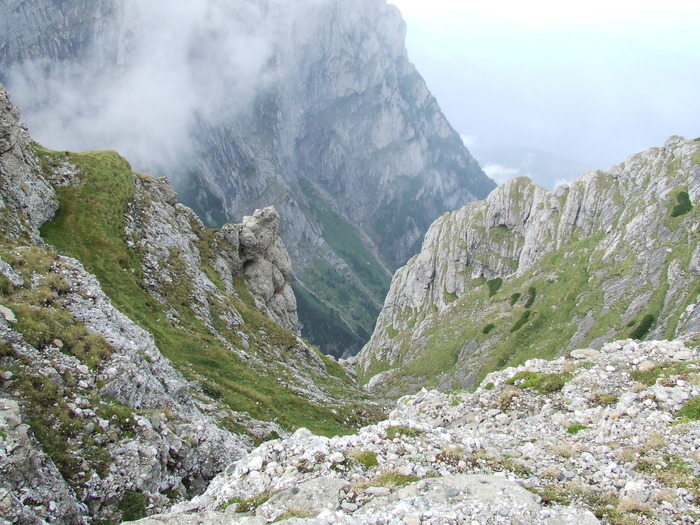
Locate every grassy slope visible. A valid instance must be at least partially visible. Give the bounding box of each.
[37,147,377,437]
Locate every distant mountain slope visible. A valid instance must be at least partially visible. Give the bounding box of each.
[0,0,495,357]
[357,137,700,396]
[0,84,380,523]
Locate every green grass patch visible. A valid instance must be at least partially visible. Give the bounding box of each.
[676,396,700,422]
[235,491,275,513]
[375,471,421,488]
[444,290,458,303]
[12,303,71,348]
[630,361,697,386]
[506,371,572,392]
[386,426,423,440]
[567,424,588,434]
[274,509,314,522]
[351,450,379,468]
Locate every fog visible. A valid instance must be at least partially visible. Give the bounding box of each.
[391,0,700,186]
[6,0,282,176]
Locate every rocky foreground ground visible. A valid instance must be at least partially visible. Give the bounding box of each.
[130,338,700,524]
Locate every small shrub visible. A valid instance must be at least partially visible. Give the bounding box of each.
[524,286,537,308]
[484,382,494,391]
[670,191,693,218]
[119,490,147,522]
[0,275,13,296]
[497,386,519,410]
[629,314,655,340]
[510,310,531,332]
[644,431,667,450]
[589,391,618,407]
[0,339,14,357]
[482,323,495,335]
[651,488,678,504]
[510,292,521,306]
[561,362,578,374]
[618,495,653,517]
[567,424,588,435]
[551,441,576,458]
[487,278,503,297]
[617,447,638,463]
[437,444,464,466]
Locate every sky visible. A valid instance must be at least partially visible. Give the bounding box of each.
[388,0,700,180]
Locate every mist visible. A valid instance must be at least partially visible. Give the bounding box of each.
[5,0,283,177]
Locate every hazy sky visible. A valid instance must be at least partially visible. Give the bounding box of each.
[389,0,700,171]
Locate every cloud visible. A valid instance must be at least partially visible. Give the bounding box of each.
[482,163,522,185]
[6,0,279,177]
[460,135,478,148]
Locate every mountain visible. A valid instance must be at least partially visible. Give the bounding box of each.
[0,84,381,524]
[356,136,700,396]
[129,338,700,524]
[0,0,495,357]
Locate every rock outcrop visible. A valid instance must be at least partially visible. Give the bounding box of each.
[0,0,496,357]
[130,338,700,524]
[0,84,60,242]
[0,84,380,523]
[357,136,700,394]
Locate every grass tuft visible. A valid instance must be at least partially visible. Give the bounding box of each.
[506,371,572,392]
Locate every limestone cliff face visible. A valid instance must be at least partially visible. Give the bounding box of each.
[0,85,378,523]
[0,0,495,357]
[357,137,700,395]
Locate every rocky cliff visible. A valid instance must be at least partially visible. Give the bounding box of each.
[357,137,700,395]
[0,0,495,357]
[127,338,700,524]
[0,85,380,524]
